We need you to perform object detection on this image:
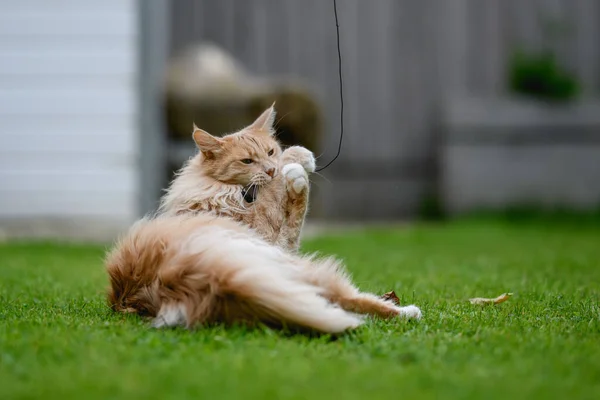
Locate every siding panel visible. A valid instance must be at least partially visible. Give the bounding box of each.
[0,193,134,218]
[0,54,135,75]
[0,14,134,36]
[0,170,135,192]
[0,133,135,155]
[0,0,139,225]
[0,92,135,115]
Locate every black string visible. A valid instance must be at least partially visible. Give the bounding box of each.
[315,0,344,172]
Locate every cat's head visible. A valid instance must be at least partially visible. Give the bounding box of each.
[192,105,282,186]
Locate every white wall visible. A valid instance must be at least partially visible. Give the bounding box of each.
[0,0,139,240]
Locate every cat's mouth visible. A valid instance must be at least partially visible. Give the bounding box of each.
[241,184,259,203]
[242,174,272,203]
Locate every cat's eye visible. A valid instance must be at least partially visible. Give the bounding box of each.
[241,158,253,164]
[268,149,274,156]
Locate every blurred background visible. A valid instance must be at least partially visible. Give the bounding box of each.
[0,0,599,241]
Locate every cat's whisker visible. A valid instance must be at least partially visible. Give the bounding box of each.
[274,111,293,129]
[311,171,332,185]
[249,179,263,187]
[307,179,325,190]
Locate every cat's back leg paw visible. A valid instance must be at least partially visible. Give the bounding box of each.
[395,305,422,320]
[282,163,309,195]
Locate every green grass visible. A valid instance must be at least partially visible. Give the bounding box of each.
[1,218,599,399]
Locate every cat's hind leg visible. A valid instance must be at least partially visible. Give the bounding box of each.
[336,293,422,320]
[301,256,422,320]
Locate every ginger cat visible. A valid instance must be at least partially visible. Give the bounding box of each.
[105,106,422,334]
[159,105,313,252]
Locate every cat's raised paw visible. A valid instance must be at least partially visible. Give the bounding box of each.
[282,146,316,173]
[395,305,422,320]
[282,163,309,195]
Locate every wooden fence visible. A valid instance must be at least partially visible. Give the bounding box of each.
[168,0,600,219]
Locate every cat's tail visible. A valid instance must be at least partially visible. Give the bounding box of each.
[107,216,363,334]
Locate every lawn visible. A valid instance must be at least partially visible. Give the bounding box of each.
[1,217,599,399]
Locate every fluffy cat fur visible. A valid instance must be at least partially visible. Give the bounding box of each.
[106,213,422,333]
[159,105,313,252]
[106,106,422,334]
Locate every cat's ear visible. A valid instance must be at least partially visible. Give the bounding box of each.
[248,103,276,134]
[192,124,222,158]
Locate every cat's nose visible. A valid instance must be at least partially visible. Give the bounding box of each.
[266,167,275,178]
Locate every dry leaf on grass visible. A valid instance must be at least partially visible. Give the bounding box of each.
[380,291,400,305]
[469,292,513,305]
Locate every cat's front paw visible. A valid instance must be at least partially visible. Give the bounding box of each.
[282,163,309,195]
[282,146,316,173]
